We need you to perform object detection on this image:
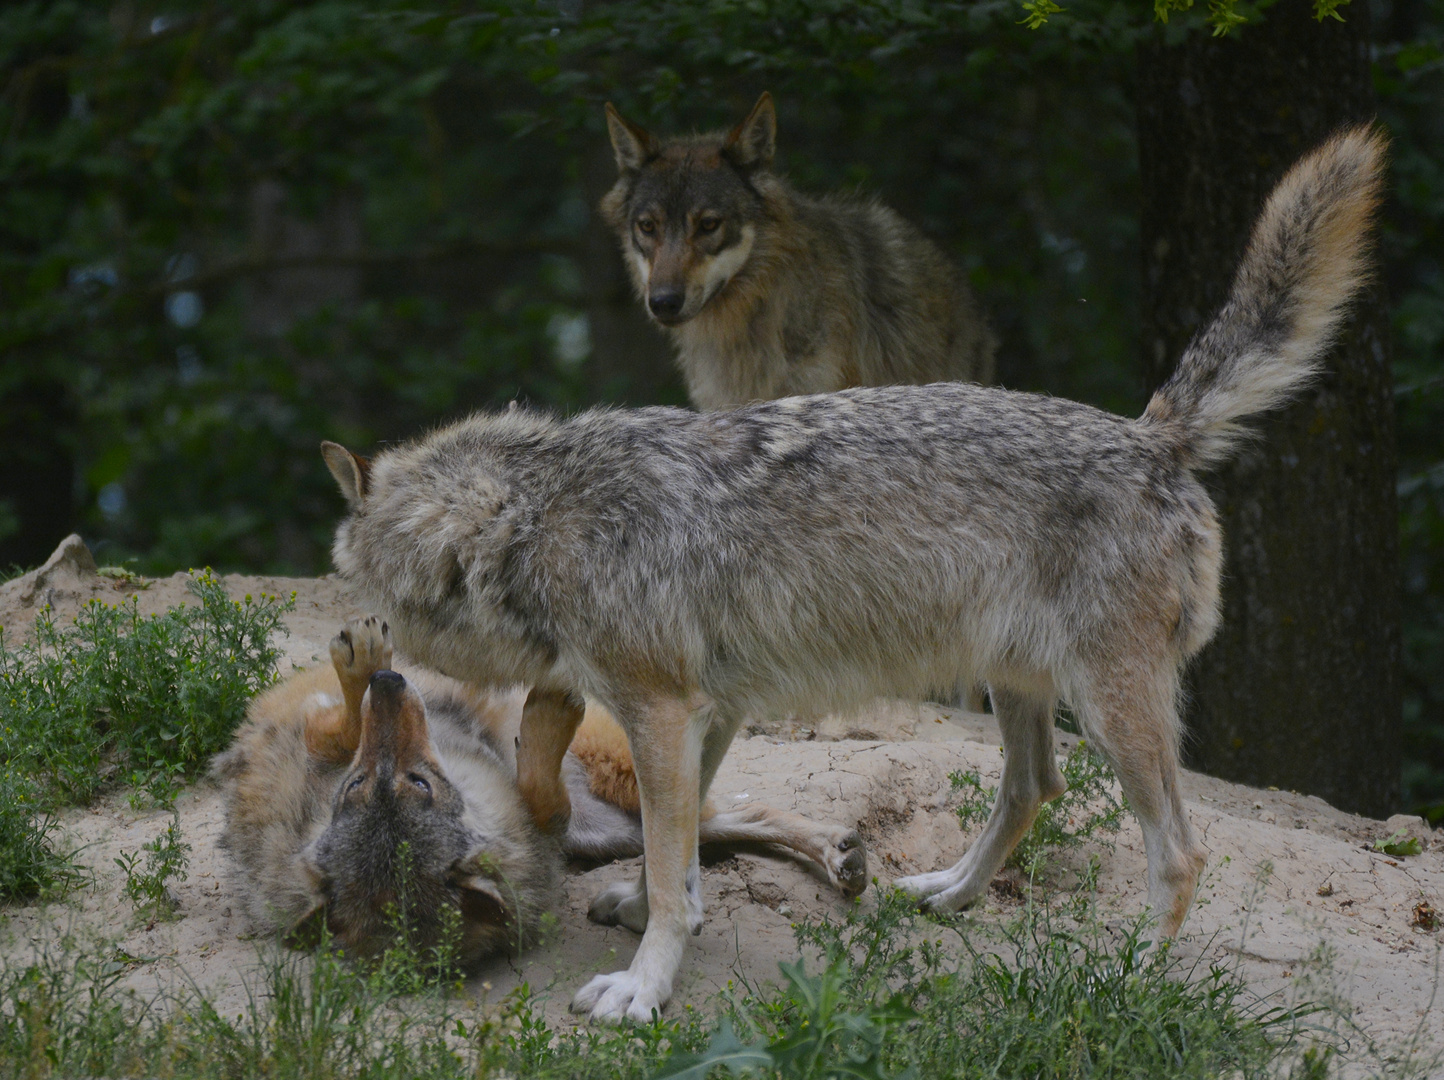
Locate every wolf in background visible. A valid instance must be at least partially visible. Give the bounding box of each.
[214,616,866,967]
[601,92,996,411]
[323,128,1385,1020]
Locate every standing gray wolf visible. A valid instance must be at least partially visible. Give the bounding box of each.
[322,128,1385,1019]
[601,92,996,410]
[213,616,866,966]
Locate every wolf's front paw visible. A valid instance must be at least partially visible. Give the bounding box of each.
[893,866,981,914]
[588,877,649,934]
[824,828,869,899]
[330,614,392,682]
[571,970,668,1023]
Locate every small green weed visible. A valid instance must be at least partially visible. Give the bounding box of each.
[115,812,190,922]
[950,739,1126,872]
[657,958,917,1080]
[366,842,469,994]
[95,565,148,589]
[1373,829,1425,857]
[0,571,293,898]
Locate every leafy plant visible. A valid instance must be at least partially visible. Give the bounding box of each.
[1372,829,1425,857]
[115,812,190,921]
[656,959,917,1080]
[950,739,1126,873]
[0,768,79,901]
[0,571,292,897]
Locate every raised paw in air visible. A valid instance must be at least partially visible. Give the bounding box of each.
[330,614,392,684]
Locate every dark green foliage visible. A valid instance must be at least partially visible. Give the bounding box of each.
[0,770,76,901]
[1377,1,1444,816]
[0,572,292,897]
[950,739,1126,871]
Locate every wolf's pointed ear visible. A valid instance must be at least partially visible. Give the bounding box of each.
[604,102,655,174]
[725,92,776,170]
[321,441,370,506]
[455,874,513,928]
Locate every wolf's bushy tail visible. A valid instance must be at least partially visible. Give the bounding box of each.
[1141,126,1387,470]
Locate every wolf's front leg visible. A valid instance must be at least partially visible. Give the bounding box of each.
[572,695,703,1022]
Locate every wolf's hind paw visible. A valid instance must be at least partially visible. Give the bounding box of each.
[588,878,649,934]
[826,829,869,898]
[894,868,981,914]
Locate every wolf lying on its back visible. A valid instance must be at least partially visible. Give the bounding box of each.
[214,616,867,965]
[602,93,996,410]
[324,129,1385,1018]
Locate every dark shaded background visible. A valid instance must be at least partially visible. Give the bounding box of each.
[2,0,1440,809]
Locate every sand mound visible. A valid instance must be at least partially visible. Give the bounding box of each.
[1,545,1439,1057]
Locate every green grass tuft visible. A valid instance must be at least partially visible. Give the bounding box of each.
[690,889,1329,1080]
[0,571,293,899]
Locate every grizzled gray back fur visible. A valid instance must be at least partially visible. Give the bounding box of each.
[337,386,1210,723]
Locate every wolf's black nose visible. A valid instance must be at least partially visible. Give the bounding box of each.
[369,670,405,692]
[648,289,684,320]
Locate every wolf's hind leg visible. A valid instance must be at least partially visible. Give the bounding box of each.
[1074,666,1204,939]
[699,805,868,898]
[516,689,585,834]
[895,686,1063,911]
[305,615,392,762]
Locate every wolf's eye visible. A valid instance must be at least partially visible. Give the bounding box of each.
[698,216,721,233]
[346,775,364,793]
[636,218,655,235]
[408,774,431,794]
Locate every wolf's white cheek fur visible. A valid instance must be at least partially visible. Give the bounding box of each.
[632,250,652,289]
[700,225,756,305]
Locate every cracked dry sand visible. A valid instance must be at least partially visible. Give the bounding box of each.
[1,562,1441,1062]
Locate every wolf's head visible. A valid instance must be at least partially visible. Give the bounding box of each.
[600,93,779,327]
[321,426,559,689]
[291,668,548,964]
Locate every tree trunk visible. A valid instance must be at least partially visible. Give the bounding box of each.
[0,377,75,569]
[1137,0,1401,816]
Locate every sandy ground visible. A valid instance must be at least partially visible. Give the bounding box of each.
[2,542,1442,1069]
